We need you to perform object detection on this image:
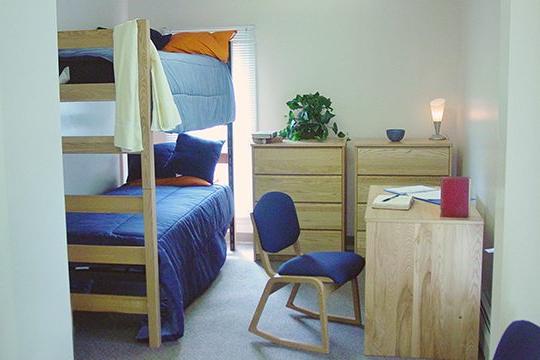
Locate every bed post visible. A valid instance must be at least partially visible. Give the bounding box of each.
[227,122,236,251]
[137,19,161,348]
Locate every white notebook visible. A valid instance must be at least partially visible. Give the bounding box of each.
[372,194,414,210]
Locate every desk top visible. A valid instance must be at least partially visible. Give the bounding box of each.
[365,185,483,225]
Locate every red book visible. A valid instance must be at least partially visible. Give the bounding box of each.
[440,177,470,218]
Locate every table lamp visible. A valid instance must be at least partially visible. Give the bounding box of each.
[429,98,447,140]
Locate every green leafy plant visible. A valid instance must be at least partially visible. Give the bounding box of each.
[278,92,347,141]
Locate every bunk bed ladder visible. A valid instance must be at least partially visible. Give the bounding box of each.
[59,19,161,348]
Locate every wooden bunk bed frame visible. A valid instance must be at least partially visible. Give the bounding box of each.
[58,19,235,348]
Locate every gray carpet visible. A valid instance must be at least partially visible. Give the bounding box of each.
[73,245,373,360]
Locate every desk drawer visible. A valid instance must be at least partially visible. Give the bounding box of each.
[357,147,450,176]
[357,176,442,203]
[253,147,342,175]
[254,175,342,203]
[297,203,342,230]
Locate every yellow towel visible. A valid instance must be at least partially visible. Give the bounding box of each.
[113,20,181,152]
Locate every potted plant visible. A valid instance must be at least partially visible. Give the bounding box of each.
[279,92,346,141]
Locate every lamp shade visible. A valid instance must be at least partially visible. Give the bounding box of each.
[430,98,446,122]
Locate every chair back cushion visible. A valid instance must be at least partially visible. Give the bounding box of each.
[253,192,300,253]
[494,320,540,359]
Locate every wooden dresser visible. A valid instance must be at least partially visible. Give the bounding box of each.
[354,139,452,256]
[364,185,483,359]
[252,139,346,259]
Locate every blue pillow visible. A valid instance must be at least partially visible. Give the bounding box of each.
[165,134,224,183]
[150,29,172,50]
[127,142,176,182]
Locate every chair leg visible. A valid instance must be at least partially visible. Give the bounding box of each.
[249,279,331,354]
[286,277,362,326]
[249,279,274,334]
[286,283,301,308]
[351,276,363,327]
[317,282,330,353]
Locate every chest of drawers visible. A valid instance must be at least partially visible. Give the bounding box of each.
[354,139,452,256]
[252,139,347,259]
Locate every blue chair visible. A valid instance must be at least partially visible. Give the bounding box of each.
[249,192,365,353]
[494,320,540,359]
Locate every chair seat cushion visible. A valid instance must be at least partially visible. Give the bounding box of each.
[277,252,365,285]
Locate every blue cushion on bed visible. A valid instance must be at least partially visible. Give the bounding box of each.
[127,142,177,182]
[166,134,224,184]
[151,29,172,50]
[278,252,365,285]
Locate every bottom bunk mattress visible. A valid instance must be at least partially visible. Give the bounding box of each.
[66,184,234,341]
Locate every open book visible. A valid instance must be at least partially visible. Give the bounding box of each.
[385,185,441,205]
[372,194,414,210]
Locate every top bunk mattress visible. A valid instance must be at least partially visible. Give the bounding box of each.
[59,49,235,132]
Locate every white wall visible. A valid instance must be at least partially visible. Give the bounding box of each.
[0,1,73,359]
[458,0,501,355]
[490,0,540,351]
[128,0,464,234]
[57,0,129,194]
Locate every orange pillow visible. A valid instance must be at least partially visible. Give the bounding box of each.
[128,176,211,187]
[163,31,236,63]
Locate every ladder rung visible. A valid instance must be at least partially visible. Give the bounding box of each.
[71,294,147,314]
[65,195,143,213]
[60,83,115,102]
[62,136,133,154]
[68,245,146,265]
[58,29,113,49]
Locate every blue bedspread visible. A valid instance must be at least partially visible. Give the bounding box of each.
[59,48,235,132]
[67,184,233,341]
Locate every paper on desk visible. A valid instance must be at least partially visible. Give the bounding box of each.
[412,190,441,201]
[385,185,436,195]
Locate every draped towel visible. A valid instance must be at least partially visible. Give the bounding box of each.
[113,20,181,152]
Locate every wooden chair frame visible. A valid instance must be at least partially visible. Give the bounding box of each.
[249,214,362,354]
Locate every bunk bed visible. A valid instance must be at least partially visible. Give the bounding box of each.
[58,19,235,348]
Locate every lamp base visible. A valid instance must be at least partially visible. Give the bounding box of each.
[429,134,447,140]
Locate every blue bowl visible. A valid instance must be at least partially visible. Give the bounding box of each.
[386,129,405,142]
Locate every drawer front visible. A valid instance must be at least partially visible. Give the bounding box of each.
[253,147,342,175]
[357,147,450,176]
[357,176,442,203]
[264,230,343,256]
[355,231,366,257]
[296,203,342,230]
[254,175,342,203]
[356,204,367,231]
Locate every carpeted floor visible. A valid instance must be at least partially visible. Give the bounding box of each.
[73,241,374,360]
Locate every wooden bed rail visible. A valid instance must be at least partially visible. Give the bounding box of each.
[60,83,115,102]
[71,294,147,314]
[58,28,113,49]
[68,245,146,265]
[65,195,143,213]
[62,136,127,154]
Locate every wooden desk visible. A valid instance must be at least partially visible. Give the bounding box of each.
[364,186,483,359]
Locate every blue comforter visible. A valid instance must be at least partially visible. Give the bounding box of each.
[58,48,235,132]
[67,184,233,341]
